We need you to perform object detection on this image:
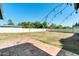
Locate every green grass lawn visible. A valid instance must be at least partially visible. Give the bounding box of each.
[0,32,79,54]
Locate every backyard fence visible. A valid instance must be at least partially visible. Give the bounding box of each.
[47,29,79,33]
[0,27,46,33]
[0,27,79,33]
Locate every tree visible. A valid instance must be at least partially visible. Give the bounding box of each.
[42,22,48,28]
[65,26,72,29]
[7,19,14,25]
[55,25,63,29]
[18,21,48,28]
[18,22,30,28]
[48,24,56,29]
[72,22,79,28]
[49,24,63,29]
[31,22,43,28]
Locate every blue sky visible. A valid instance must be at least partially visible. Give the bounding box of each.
[1,3,79,26]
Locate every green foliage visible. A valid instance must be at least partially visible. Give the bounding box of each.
[55,25,63,29]
[18,21,48,28]
[49,24,72,29]
[49,24,63,29]
[64,26,72,29]
[48,24,56,29]
[72,23,79,29]
[18,21,72,29]
[31,22,43,28]
[18,22,30,28]
[7,19,14,25]
[42,21,48,28]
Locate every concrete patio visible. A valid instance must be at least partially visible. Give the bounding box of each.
[0,37,78,56]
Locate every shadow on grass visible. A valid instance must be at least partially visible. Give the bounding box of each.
[0,43,51,56]
[57,33,79,55]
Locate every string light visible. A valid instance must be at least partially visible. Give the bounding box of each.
[48,5,68,25]
[40,3,64,23]
[59,10,75,25]
[39,3,76,29]
[70,3,72,6]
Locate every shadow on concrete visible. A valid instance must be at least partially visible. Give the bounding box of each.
[0,43,51,56]
[57,33,79,56]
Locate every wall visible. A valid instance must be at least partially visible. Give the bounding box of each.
[47,29,73,33]
[47,29,79,33]
[0,27,46,33]
[0,27,79,33]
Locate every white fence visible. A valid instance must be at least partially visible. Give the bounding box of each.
[47,29,73,33]
[0,27,79,33]
[0,27,46,33]
[47,29,79,33]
